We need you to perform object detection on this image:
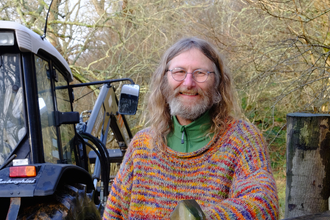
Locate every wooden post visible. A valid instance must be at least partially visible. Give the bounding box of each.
[285,113,330,218]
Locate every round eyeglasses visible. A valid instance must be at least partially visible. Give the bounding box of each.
[167,68,215,83]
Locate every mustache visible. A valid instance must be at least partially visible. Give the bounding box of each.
[173,87,204,96]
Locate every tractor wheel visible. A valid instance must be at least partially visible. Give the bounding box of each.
[17,183,101,220]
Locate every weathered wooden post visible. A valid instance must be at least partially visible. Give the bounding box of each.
[285,113,330,218]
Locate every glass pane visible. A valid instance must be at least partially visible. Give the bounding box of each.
[0,54,26,166]
[35,56,58,163]
[55,68,76,164]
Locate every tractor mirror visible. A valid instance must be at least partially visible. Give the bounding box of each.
[118,84,139,115]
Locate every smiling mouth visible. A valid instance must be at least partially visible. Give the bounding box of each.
[179,92,198,96]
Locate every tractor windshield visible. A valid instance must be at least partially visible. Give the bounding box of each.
[0,54,26,166]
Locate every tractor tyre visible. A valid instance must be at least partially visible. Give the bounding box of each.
[17,183,101,220]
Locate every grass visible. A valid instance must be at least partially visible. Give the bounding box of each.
[264,124,287,219]
[274,170,286,219]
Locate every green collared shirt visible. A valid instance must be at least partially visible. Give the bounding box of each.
[167,111,213,153]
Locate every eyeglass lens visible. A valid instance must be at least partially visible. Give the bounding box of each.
[171,69,208,82]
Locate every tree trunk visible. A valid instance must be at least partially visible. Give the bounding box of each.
[285,113,330,218]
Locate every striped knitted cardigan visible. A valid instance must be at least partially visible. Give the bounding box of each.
[103,119,279,219]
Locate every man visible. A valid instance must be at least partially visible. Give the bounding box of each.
[103,37,279,219]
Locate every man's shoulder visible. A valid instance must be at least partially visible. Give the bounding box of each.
[222,118,264,143]
[129,127,157,150]
[229,118,261,133]
[132,127,153,140]
[225,118,265,147]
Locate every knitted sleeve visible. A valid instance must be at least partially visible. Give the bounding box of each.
[102,138,135,220]
[202,122,279,219]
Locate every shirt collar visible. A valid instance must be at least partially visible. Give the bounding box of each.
[172,110,212,141]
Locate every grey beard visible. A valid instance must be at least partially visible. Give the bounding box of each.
[168,95,211,121]
[168,88,221,121]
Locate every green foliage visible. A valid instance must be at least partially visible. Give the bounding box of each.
[266,126,287,170]
[274,171,286,219]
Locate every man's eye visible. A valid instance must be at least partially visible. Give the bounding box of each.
[174,70,186,75]
[195,71,206,76]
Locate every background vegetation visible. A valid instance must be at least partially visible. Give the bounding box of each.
[2,0,330,218]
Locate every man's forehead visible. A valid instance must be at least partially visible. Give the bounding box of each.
[168,49,214,69]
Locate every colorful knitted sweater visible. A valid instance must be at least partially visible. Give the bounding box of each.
[103,119,279,219]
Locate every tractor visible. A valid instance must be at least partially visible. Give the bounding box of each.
[0,20,140,219]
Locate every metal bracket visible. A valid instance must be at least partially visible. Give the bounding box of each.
[6,197,21,220]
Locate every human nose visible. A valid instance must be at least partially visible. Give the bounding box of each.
[182,72,196,88]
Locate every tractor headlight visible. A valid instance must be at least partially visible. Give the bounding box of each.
[0,31,14,46]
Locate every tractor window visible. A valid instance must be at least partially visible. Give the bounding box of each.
[54,68,76,164]
[35,56,59,164]
[0,54,26,166]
